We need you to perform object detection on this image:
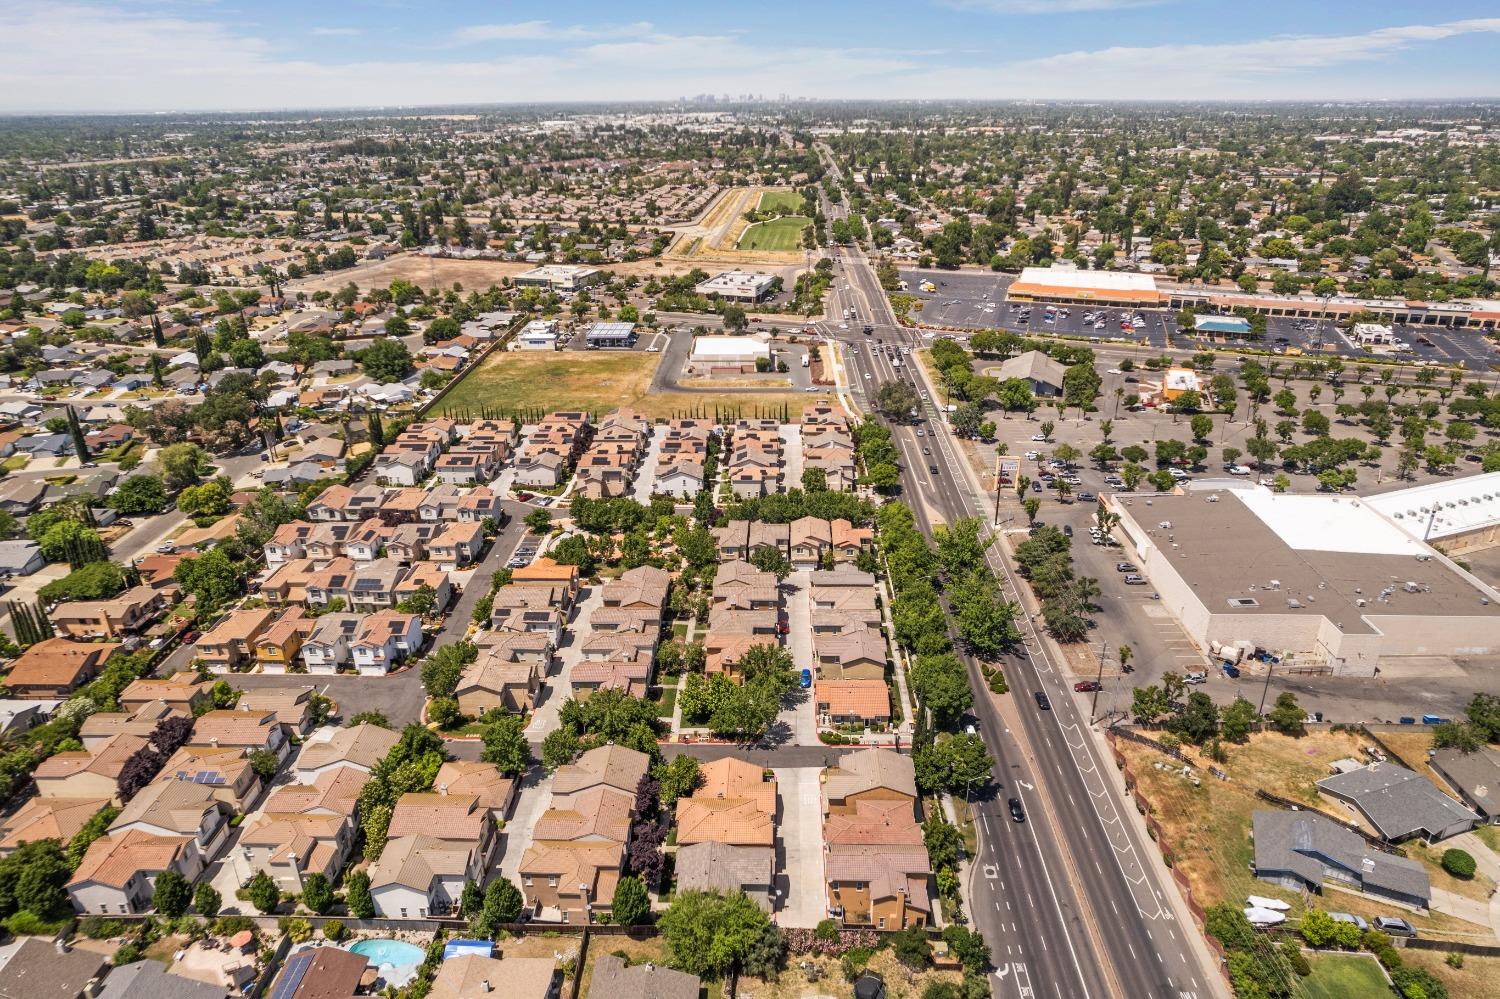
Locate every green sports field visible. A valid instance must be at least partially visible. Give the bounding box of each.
[737,216,811,252]
[757,190,806,214]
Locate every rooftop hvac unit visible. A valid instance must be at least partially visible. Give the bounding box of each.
[1269,579,1282,590]
[1356,599,1367,607]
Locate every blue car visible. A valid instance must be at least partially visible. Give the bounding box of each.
[800,668,813,689]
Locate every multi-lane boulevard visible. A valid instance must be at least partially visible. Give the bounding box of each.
[824,247,1225,999]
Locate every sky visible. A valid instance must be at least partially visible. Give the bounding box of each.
[3,0,1500,113]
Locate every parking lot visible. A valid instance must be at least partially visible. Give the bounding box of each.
[898,267,1496,371]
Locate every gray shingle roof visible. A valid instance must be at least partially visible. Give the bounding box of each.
[1317,763,1479,841]
[1431,747,1500,820]
[1252,809,1430,903]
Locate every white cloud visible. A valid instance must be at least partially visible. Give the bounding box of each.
[450,20,654,44]
[940,0,1168,13]
[308,27,361,37]
[0,3,1496,111]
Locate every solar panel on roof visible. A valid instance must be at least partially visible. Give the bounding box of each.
[270,951,313,999]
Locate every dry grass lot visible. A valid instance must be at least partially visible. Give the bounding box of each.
[1116,730,1491,936]
[496,931,582,963]
[438,349,813,421]
[1400,949,1500,999]
[739,949,964,999]
[288,254,694,294]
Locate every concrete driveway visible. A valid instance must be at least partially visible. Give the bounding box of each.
[777,571,817,746]
[497,766,552,884]
[631,425,665,503]
[773,766,826,927]
[527,584,605,738]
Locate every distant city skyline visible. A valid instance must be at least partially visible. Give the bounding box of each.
[2,0,1499,113]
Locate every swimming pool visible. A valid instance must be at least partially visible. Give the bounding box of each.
[348,939,426,969]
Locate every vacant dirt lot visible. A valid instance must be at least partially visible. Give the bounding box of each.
[287,253,698,295]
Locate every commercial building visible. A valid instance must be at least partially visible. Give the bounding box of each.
[512,265,602,293]
[1105,485,1500,678]
[1193,315,1252,337]
[1005,265,1163,307]
[1362,472,1500,555]
[688,334,771,373]
[1353,323,1396,345]
[992,350,1066,397]
[584,322,637,348]
[516,320,558,351]
[1165,286,1500,331]
[695,271,777,302]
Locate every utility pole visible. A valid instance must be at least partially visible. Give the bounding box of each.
[1256,654,1277,719]
[1090,642,1108,723]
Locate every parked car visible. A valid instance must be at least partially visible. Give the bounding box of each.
[1008,798,1026,823]
[1185,671,1208,684]
[1374,916,1416,938]
[1123,574,1147,585]
[1033,691,1051,710]
[1329,913,1368,931]
[1074,680,1101,692]
[1077,492,1096,502]
[800,668,812,689]
[1116,563,1138,572]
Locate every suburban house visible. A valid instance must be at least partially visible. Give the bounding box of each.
[34,733,149,801]
[587,955,700,999]
[67,829,203,914]
[456,649,543,716]
[294,723,401,782]
[369,834,485,918]
[674,757,776,848]
[196,608,277,671]
[1431,747,1500,825]
[349,610,424,675]
[191,709,290,761]
[49,587,165,640]
[1251,809,1432,908]
[822,750,930,930]
[1317,763,1480,843]
[674,841,776,911]
[429,956,558,999]
[107,779,233,862]
[300,613,363,673]
[816,679,892,728]
[4,638,121,698]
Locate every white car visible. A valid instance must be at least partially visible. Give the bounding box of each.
[1169,468,1189,479]
[1024,450,1040,461]
[1031,434,1048,442]
[1228,464,1252,476]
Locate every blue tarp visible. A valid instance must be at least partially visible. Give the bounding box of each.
[443,940,494,960]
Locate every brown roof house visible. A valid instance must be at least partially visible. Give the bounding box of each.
[369,833,486,918]
[0,796,109,854]
[66,829,204,914]
[294,723,400,781]
[434,760,516,822]
[49,587,165,641]
[675,757,776,848]
[107,778,234,861]
[34,733,148,802]
[519,744,648,923]
[4,638,120,699]
[456,648,542,717]
[191,709,291,762]
[429,956,557,999]
[196,608,277,672]
[388,792,500,869]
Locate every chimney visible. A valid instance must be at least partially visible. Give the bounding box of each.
[480,983,490,994]
[209,737,219,748]
[438,784,448,796]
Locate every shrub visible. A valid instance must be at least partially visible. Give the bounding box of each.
[193,883,221,917]
[322,919,347,942]
[1441,848,1476,879]
[277,916,313,943]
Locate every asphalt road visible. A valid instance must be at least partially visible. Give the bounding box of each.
[830,248,1223,999]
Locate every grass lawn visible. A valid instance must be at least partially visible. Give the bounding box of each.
[1300,953,1393,999]
[737,216,811,252]
[651,685,677,718]
[757,190,806,214]
[1,455,27,471]
[1116,730,1492,937]
[1474,825,1500,853]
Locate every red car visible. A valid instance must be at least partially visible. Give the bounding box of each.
[1074,680,1101,692]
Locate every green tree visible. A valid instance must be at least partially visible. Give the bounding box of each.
[524,509,553,533]
[914,734,993,796]
[158,442,211,490]
[107,474,168,515]
[1220,697,1258,743]
[1299,907,1337,948]
[1267,692,1308,735]
[659,890,773,977]
[301,872,334,914]
[152,868,191,917]
[479,712,531,776]
[246,871,280,913]
[1465,692,1500,742]
[193,882,222,917]
[345,870,374,918]
[359,338,414,383]
[612,874,651,925]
